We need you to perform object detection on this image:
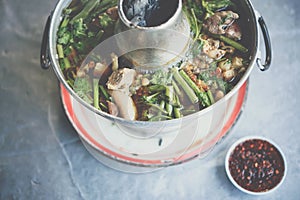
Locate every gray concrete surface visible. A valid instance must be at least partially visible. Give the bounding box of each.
[1,0,299,199]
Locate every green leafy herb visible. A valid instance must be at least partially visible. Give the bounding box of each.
[150,70,173,85]
[202,0,233,16]
[74,77,93,104]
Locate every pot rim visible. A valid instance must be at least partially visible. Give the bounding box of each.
[49,0,259,126]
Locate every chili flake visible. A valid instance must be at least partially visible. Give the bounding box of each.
[228,138,285,193]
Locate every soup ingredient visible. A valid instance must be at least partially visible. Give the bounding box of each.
[179,69,211,107]
[183,3,202,40]
[225,23,242,41]
[203,11,240,39]
[110,90,137,120]
[107,101,119,116]
[202,38,226,60]
[212,34,248,53]
[150,69,173,86]
[203,10,248,53]
[172,67,199,104]
[93,62,108,77]
[228,139,285,193]
[106,68,137,120]
[93,79,100,110]
[107,68,137,91]
[71,0,99,23]
[74,77,93,104]
[57,0,118,71]
[202,0,233,15]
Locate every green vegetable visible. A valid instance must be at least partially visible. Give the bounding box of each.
[219,35,248,53]
[202,0,233,16]
[74,77,93,104]
[57,44,64,59]
[198,71,210,83]
[146,103,168,115]
[148,85,165,93]
[179,70,202,95]
[172,68,199,104]
[198,91,211,107]
[165,85,175,104]
[71,0,99,23]
[150,70,173,85]
[149,115,172,122]
[57,0,118,72]
[165,103,173,117]
[174,107,182,118]
[173,93,182,108]
[181,109,197,116]
[93,79,100,110]
[63,57,71,69]
[99,85,111,101]
[210,34,248,53]
[179,69,211,107]
[158,100,166,117]
[60,17,70,28]
[207,90,215,104]
[99,13,114,27]
[72,18,88,38]
[57,27,72,45]
[172,80,182,97]
[189,39,204,58]
[183,0,204,40]
[143,92,160,104]
[86,0,118,21]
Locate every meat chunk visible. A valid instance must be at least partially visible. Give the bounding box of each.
[107,68,137,91]
[107,101,119,116]
[204,11,242,40]
[106,68,138,120]
[225,22,242,40]
[202,38,226,60]
[110,90,137,120]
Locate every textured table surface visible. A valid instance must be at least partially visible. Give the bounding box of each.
[1,0,300,199]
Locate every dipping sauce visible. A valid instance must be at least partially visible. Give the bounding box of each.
[227,138,285,193]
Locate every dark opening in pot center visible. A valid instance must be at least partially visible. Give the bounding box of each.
[121,0,179,27]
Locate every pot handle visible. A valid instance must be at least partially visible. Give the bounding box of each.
[257,16,272,71]
[40,14,52,70]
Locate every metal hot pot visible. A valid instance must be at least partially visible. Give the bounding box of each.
[40,0,271,172]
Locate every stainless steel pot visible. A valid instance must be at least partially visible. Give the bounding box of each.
[40,0,272,171]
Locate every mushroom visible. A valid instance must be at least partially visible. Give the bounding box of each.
[218,59,232,71]
[141,77,150,86]
[215,90,225,101]
[206,49,226,60]
[223,69,236,81]
[202,38,226,60]
[232,57,244,69]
